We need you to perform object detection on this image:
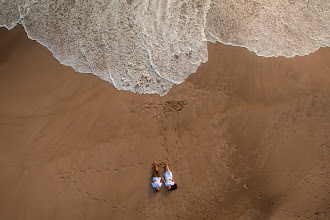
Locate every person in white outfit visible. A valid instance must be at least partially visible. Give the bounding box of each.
[151,162,163,191]
[164,163,177,190]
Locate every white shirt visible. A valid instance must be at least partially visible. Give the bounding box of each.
[164,170,175,186]
[151,177,162,188]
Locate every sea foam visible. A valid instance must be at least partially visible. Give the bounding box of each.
[1,0,329,95]
[206,0,330,57]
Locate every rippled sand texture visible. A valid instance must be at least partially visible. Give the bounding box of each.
[1,0,329,95]
[0,26,329,219]
[206,0,330,57]
[0,0,209,95]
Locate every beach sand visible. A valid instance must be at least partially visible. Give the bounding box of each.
[0,26,329,219]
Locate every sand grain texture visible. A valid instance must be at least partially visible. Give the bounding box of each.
[0,26,329,219]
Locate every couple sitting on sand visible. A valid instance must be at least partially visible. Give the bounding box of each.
[151,162,177,191]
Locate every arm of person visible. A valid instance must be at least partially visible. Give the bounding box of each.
[170,178,174,182]
[153,179,156,182]
[161,177,165,183]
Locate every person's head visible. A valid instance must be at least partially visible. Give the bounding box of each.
[155,187,160,192]
[169,184,177,190]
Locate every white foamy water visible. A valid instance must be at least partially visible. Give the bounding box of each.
[206,0,330,57]
[1,0,329,95]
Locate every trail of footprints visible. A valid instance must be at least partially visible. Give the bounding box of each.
[137,100,187,162]
[136,100,187,117]
[57,163,146,209]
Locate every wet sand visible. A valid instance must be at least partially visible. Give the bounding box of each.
[0,26,329,219]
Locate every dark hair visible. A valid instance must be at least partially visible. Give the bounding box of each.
[170,184,177,190]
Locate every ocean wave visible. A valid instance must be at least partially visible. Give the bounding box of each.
[206,0,330,57]
[1,0,329,95]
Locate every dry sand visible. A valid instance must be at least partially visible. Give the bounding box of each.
[0,26,329,219]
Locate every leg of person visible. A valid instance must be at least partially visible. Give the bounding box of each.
[153,162,159,177]
[166,163,170,172]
